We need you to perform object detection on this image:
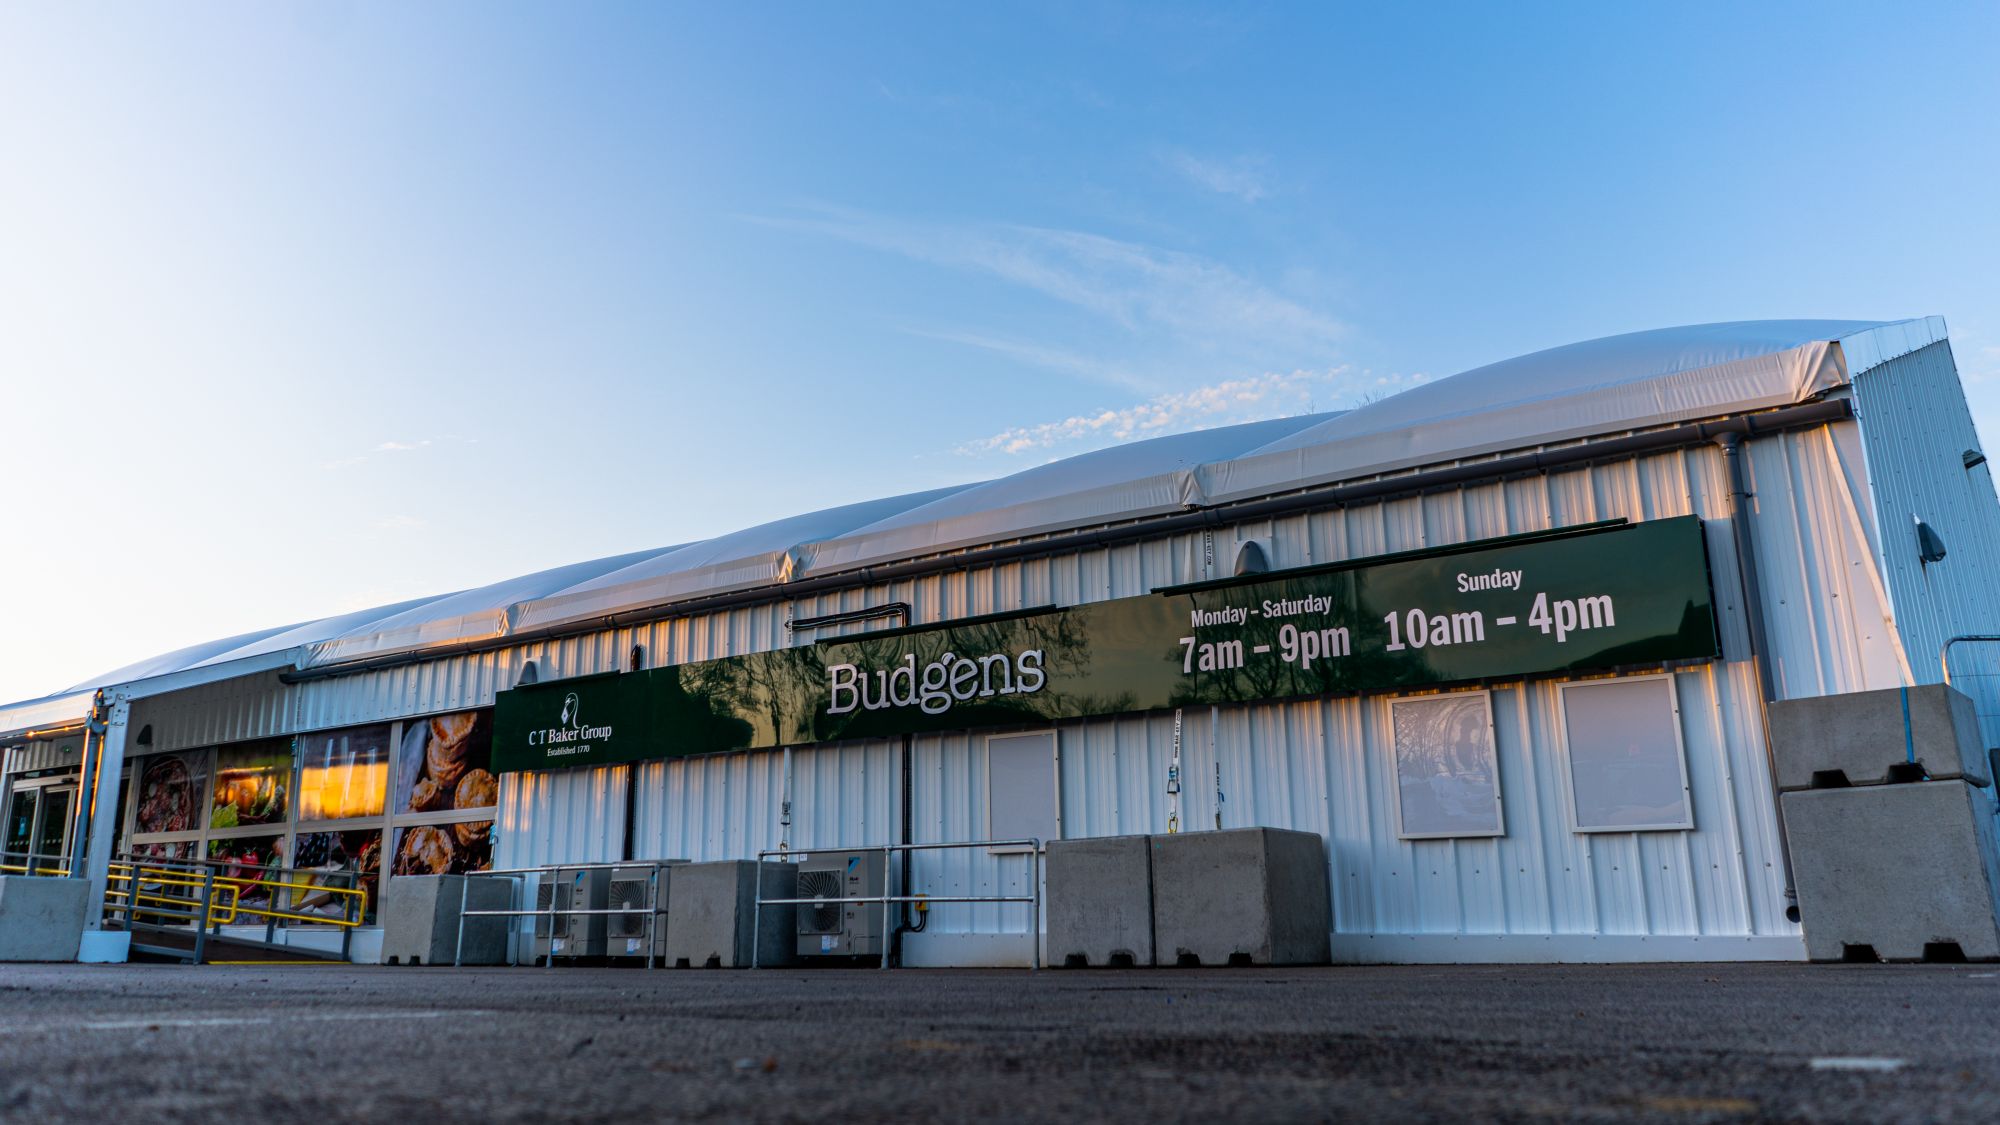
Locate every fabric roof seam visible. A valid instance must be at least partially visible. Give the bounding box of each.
[275,396,1853,685]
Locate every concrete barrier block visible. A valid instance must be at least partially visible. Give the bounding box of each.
[0,875,89,962]
[1149,828,1331,967]
[1769,684,1989,791]
[1784,779,2000,961]
[76,929,131,963]
[663,860,796,968]
[381,874,513,965]
[1047,835,1153,968]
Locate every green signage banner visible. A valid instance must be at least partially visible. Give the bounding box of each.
[494,517,1720,772]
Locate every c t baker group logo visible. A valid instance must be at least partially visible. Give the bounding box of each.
[527,689,613,755]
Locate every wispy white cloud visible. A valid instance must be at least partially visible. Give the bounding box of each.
[747,205,1343,355]
[1161,149,1270,203]
[322,435,470,471]
[959,367,1427,456]
[899,327,1156,394]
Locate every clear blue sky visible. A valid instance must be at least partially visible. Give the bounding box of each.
[3,2,1997,698]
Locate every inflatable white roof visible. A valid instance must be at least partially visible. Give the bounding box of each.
[3,316,1949,724]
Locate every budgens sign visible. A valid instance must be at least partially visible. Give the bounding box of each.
[493,517,1720,772]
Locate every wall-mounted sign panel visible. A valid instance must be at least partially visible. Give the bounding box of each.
[495,517,1719,772]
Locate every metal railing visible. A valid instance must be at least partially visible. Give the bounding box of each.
[753,838,1043,970]
[1941,635,2000,752]
[106,852,365,963]
[0,849,70,878]
[455,861,680,969]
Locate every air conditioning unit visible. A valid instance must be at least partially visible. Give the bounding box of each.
[533,868,608,960]
[796,851,887,958]
[606,864,677,960]
[531,875,568,963]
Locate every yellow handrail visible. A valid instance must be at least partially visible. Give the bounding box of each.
[211,871,367,928]
[7,859,365,930]
[106,864,243,926]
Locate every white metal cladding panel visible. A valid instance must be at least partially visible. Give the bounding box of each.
[1850,342,2000,741]
[628,739,894,863]
[1746,425,1910,699]
[4,739,77,775]
[906,661,1788,943]
[494,764,628,869]
[906,728,1042,938]
[126,672,297,753]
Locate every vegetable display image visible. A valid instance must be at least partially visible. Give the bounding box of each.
[136,754,201,834]
[210,740,290,829]
[392,820,493,876]
[396,710,496,814]
[207,836,285,909]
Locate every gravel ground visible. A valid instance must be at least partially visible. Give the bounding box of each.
[0,961,1995,1122]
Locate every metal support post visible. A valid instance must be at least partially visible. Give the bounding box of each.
[454,875,470,967]
[544,872,557,969]
[81,693,130,930]
[340,871,355,963]
[1031,843,1042,972]
[880,848,892,971]
[192,869,215,965]
[751,861,764,969]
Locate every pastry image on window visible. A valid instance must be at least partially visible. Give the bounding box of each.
[392,821,493,876]
[396,710,497,814]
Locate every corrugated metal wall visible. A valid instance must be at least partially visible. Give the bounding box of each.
[2,738,81,776]
[494,764,629,870]
[66,418,1914,960]
[893,432,1898,955]
[1851,341,2000,741]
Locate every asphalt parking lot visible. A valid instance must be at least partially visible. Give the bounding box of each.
[0,961,1996,1122]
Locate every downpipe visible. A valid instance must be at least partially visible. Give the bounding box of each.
[1715,431,1800,922]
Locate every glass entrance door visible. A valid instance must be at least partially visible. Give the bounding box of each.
[35,788,74,864]
[5,790,33,859]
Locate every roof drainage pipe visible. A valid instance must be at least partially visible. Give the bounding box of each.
[282,397,1856,685]
[1715,430,1800,921]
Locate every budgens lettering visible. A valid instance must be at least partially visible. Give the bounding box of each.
[826,649,1046,716]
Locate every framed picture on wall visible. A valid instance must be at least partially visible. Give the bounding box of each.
[1559,674,1694,833]
[1390,691,1504,840]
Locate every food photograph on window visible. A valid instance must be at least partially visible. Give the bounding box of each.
[395,709,497,815]
[294,829,381,922]
[391,819,494,877]
[136,752,207,835]
[210,739,291,829]
[207,835,286,910]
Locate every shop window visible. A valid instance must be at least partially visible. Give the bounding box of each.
[134,752,209,837]
[211,738,291,830]
[1389,692,1504,839]
[294,829,381,923]
[298,724,391,821]
[386,708,499,877]
[1560,676,1693,832]
[390,820,495,877]
[113,710,501,930]
[986,731,1058,849]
